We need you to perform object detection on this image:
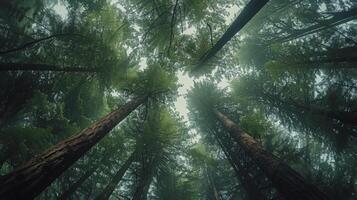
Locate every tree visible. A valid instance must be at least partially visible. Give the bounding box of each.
[0,96,146,199]
[188,82,329,200]
[231,73,357,148]
[94,148,137,200]
[1,0,357,199]
[195,0,269,69]
[0,63,98,72]
[277,7,357,43]
[214,109,329,199]
[58,166,97,200]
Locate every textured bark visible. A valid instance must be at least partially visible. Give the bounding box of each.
[279,7,357,42]
[214,132,266,200]
[0,63,98,73]
[132,156,156,200]
[196,0,269,67]
[214,110,330,200]
[0,96,146,200]
[58,167,97,200]
[94,149,137,200]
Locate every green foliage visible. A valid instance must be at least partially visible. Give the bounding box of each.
[1,0,356,199]
[0,127,52,171]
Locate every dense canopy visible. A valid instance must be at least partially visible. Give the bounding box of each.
[0,0,356,199]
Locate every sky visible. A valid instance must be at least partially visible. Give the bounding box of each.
[53,2,238,122]
[171,4,239,122]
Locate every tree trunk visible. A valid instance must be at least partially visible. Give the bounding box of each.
[298,46,357,67]
[58,167,97,200]
[289,99,357,126]
[132,155,156,200]
[214,110,330,200]
[132,170,153,200]
[0,63,98,73]
[214,131,266,200]
[279,7,357,42]
[94,149,138,200]
[204,164,221,200]
[196,0,269,68]
[0,33,82,55]
[0,96,146,200]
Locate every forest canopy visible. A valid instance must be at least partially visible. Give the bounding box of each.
[0,0,356,199]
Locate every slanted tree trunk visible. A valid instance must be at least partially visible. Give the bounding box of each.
[196,0,269,68]
[94,149,138,200]
[289,99,357,126]
[298,46,357,67]
[0,96,147,200]
[263,92,357,137]
[204,163,221,200]
[59,167,97,200]
[132,155,156,200]
[132,172,153,200]
[214,110,330,200]
[214,131,266,200]
[0,63,98,73]
[0,33,82,55]
[279,7,357,42]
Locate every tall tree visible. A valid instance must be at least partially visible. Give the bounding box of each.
[188,82,330,200]
[0,96,146,199]
[94,148,138,200]
[195,0,269,69]
[214,109,329,200]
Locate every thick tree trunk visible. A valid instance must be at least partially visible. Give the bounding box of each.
[94,149,137,200]
[279,7,357,42]
[58,167,97,200]
[196,0,269,68]
[132,156,156,200]
[0,96,146,200]
[214,132,266,200]
[132,171,153,200]
[0,63,98,72]
[214,110,329,200]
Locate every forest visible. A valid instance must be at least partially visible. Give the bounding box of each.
[0,0,356,199]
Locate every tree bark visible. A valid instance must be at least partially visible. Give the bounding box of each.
[0,96,147,200]
[94,149,138,200]
[58,167,97,200]
[0,63,98,73]
[279,7,357,42]
[196,0,269,68]
[214,110,330,200]
[132,155,156,200]
[132,173,152,200]
[214,131,266,200]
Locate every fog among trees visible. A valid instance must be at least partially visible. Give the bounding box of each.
[0,0,356,199]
